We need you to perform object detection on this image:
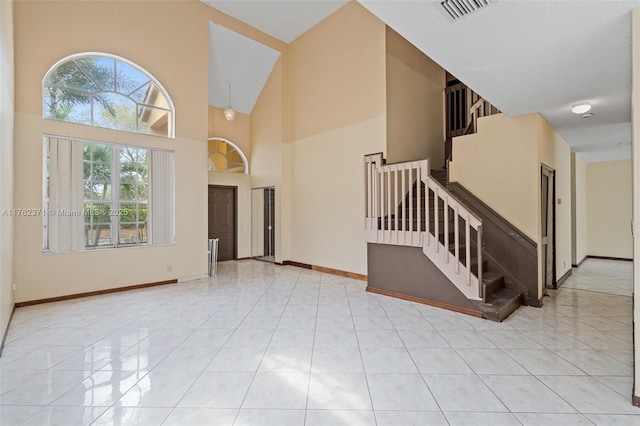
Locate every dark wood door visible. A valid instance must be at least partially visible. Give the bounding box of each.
[208,185,236,262]
[263,187,275,257]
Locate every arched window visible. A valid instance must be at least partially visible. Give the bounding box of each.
[208,138,248,174]
[43,53,175,138]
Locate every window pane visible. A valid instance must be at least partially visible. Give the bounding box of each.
[119,203,147,245]
[44,61,99,93]
[128,82,151,103]
[77,57,115,91]
[93,93,137,132]
[116,61,150,94]
[138,105,171,137]
[43,88,92,123]
[85,222,112,248]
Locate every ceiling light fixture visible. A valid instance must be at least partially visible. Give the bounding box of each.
[571,104,591,115]
[224,81,235,121]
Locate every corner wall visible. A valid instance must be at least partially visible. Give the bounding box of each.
[587,160,632,259]
[282,2,387,274]
[538,115,573,281]
[0,0,15,340]
[632,6,640,405]
[250,58,284,262]
[385,27,445,165]
[571,153,588,265]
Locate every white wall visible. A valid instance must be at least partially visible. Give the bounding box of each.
[0,0,15,341]
[587,160,633,259]
[571,154,588,265]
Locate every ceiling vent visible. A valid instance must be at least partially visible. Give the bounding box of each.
[439,0,494,22]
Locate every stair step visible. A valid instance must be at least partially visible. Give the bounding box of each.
[481,272,504,300]
[476,286,523,322]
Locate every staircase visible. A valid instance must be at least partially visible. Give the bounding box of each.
[431,170,523,321]
[364,154,523,322]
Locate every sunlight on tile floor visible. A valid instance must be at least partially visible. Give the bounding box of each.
[0,259,637,425]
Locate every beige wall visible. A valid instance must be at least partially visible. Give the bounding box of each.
[538,116,573,280]
[632,7,640,402]
[386,27,445,165]
[572,153,588,265]
[586,160,633,259]
[13,0,209,301]
[288,116,386,274]
[208,106,251,165]
[285,2,386,141]
[449,113,540,240]
[449,112,574,299]
[250,58,283,262]
[281,2,387,274]
[0,0,15,340]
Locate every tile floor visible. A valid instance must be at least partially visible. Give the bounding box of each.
[0,259,637,425]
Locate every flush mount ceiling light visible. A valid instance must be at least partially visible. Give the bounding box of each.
[571,104,591,114]
[224,80,235,121]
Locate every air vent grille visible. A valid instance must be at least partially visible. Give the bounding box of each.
[440,0,494,22]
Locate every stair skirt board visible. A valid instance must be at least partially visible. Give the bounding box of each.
[367,243,480,313]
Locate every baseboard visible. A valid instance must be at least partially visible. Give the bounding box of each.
[572,256,588,268]
[283,261,367,281]
[556,269,572,288]
[311,265,367,281]
[366,286,482,318]
[282,260,312,269]
[587,255,633,262]
[236,257,251,261]
[14,279,178,308]
[0,305,16,357]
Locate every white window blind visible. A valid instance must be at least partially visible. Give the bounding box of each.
[44,135,175,252]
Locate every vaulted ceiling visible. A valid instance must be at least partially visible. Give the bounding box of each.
[202,0,640,163]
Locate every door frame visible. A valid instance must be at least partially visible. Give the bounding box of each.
[208,184,238,261]
[541,164,557,293]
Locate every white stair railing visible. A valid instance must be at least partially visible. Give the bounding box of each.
[364,153,483,301]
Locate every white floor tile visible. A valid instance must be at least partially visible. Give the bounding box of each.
[234,409,305,426]
[162,408,237,426]
[242,372,309,409]
[305,409,375,426]
[178,371,254,409]
[307,372,372,410]
[423,374,507,412]
[367,373,439,411]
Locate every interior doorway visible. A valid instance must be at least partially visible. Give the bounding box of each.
[208,185,237,261]
[252,186,276,263]
[541,165,556,294]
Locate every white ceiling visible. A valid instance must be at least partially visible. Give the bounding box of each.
[208,23,280,114]
[359,0,640,163]
[204,0,640,163]
[203,0,348,43]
